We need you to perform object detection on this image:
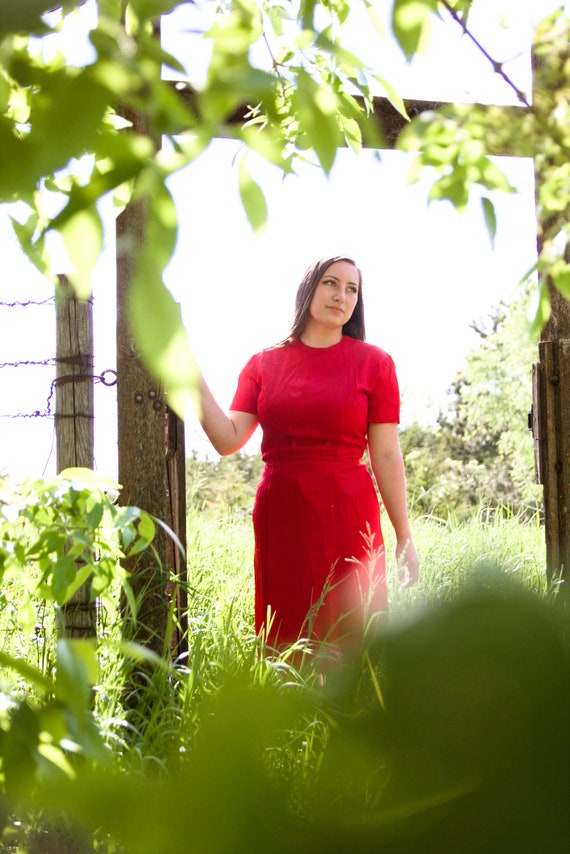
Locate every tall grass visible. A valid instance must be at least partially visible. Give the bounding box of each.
[181,504,549,642]
[388,507,548,610]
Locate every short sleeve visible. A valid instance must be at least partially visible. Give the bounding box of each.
[368,351,400,423]
[229,354,261,415]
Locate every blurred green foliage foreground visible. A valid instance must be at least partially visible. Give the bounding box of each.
[15,586,570,854]
[0,476,567,851]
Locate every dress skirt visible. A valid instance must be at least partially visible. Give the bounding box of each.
[252,457,387,647]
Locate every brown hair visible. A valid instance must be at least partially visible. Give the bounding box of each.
[283,255,365,343]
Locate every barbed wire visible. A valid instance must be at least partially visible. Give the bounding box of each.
[0,368,116,419]
[0,358,56,369]
[0,298,55,308]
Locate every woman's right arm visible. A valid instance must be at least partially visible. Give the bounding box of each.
[199,375,258,456]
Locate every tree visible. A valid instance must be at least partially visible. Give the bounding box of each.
[400,283,543,518]
[186,449,263,515]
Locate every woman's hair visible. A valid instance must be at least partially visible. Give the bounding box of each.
[283,255,366,343]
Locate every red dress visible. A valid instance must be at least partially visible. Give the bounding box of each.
[230,335,400,647]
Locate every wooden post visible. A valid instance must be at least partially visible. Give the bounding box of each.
[532,42,570,590]
[534,287,570,588]
[55,274,96,638]
[166,406,188,659]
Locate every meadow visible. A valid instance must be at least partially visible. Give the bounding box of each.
[0,478,567,853]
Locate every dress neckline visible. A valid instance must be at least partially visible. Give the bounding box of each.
[296,335,349,351]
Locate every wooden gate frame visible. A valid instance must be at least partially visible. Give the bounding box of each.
[115,35,570,656]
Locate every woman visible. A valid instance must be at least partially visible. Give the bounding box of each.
[198,256,419,648]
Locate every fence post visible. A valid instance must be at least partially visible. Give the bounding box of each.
[55,274,96,638]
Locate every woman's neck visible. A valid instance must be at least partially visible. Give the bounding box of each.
[300,327,343,349]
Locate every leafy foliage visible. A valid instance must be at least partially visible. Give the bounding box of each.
[1,1,567,411]
[0,469,157,808]
[397,8,570,329]
[186,448,263,514]
[400,282,541,518]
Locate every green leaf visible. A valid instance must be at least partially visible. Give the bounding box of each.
[130,276,199,418]
[238,155,268,235]
[552,261,570,298]
[58,207,104,299]
[55,639,98,712]
[292,69,341,174]
[52,554,79,603]
[363,0,386,37]
[0,0,84,36]
[26,67,110,180]
[481,196,497,249]
[56,467,121,495]
[428,170,469,211]
[529,278,551,338]
[138,511,156,543]
[298,0,318,31]
[128,180,199,417]
[128,0,181,17]
[392,0,438,61]
[49,132,156,232]
[375,74,410,120]
[10,214,51,277]
[0,651,50,692]
[339,115,362,155]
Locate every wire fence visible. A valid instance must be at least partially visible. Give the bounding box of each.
[0,298,57,421]
[0,297,117,481]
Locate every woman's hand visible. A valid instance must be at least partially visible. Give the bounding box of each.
[396,538,420,589]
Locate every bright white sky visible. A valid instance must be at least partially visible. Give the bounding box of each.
[0,0,561,483]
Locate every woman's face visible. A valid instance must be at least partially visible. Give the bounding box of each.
[307,260,360,332]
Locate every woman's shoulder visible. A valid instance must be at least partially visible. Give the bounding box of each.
[344,336,394,364]
[240,341,293,371]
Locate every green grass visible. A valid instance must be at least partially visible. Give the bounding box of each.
[387,508,548,610]
[182,505,549,640]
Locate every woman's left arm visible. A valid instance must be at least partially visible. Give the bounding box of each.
[368,422,419,588]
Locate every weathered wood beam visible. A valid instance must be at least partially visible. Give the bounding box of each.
[168,81,528,155]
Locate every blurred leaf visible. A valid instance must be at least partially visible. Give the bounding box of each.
[49,132,156,231]
[55,639,98,712]
[25,66,110,180]
[292,69,341,174]
[0,0,83,36]
[128,180,199,417]
[552,261,570,298]
[339,115,362,154]
[0,651,50,692]
[58,206,104,299]
[392,0,438,60]
[56,467,121,495]
[481,196,497,248]
[529,278,551,337]
[375,73,409,120]
[238,155,268,234]
[9,212,51,277]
